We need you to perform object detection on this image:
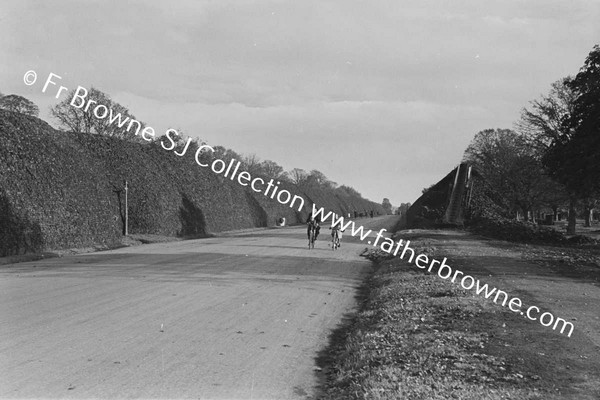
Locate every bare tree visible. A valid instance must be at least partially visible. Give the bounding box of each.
[308,170,336,189]
[0,94,39,117]
[260,160,288,180]
[241,153,262,176]
[51,87,147,140]
[382,198,392,214]
[464,128,564,222]
[516,78,577,229]
[288,168,308,186]
[516,69,598,233]
[516,78,577,152]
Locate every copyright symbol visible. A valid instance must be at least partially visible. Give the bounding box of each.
[23,70,37,85]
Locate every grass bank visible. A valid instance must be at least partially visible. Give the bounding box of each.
[317,234,583,400]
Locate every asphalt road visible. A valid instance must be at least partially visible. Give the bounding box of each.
[0,217,394,399]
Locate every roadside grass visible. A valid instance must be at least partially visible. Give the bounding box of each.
[318,243,555,400]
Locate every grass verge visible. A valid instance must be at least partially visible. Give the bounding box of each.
[318,240,561,400]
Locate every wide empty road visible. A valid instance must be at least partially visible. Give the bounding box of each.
[0,218,392,399]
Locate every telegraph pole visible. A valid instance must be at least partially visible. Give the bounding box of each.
[124,180,128,236]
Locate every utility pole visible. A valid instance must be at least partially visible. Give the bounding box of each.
[124,180,128,236]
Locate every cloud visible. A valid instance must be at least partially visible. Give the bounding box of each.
[2,0,599,204]
[108,91,493,201]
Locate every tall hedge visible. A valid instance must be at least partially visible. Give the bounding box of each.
[0,111,384,256]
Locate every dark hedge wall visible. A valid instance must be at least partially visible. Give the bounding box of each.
[399,169,455,229]
[0,111,384,256]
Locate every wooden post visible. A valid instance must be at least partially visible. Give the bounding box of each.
[124,180,128,236]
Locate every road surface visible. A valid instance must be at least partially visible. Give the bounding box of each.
[0,217,393,399]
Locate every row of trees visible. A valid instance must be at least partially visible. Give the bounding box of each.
[3,90,373,203]
[42,87,358,194]
[0,93,39,117]
[212,147,367,198]
[50,87,148,140]
[1,88,387,209]
[42,87,341,192]
[463,45,599,233]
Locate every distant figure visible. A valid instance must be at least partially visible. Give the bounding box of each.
[329,222,345,250]
[370,210,374,218]
[306,214,321,246]
[354,210,358,218]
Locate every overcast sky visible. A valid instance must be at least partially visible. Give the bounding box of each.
[2,1,599,206]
